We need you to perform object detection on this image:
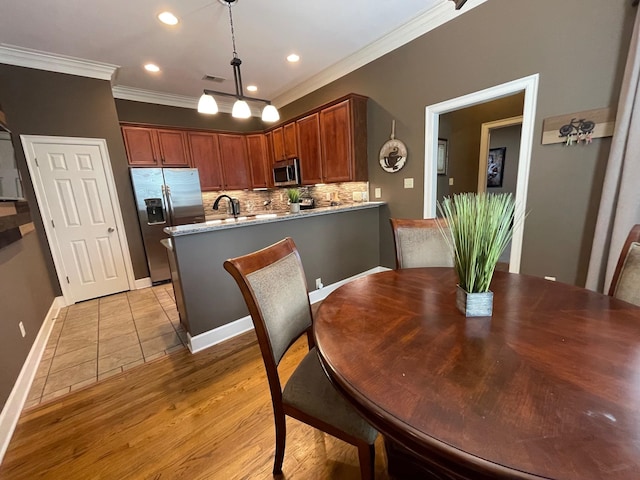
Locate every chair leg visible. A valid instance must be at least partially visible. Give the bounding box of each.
[273,414,286,475]
[357,442,375,480]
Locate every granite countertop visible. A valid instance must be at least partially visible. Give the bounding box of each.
[163,202,386,237]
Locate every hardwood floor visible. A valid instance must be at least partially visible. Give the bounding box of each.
[0,330,391,479]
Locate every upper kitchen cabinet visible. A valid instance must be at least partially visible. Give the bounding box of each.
[283,123,298,159]
[121,125,190,167]
[320,96,368,183]
[270,123,298,162]
[186,132,224,191]
[218,133,251,190]
[246,133,270,188]
[296,113,323,185]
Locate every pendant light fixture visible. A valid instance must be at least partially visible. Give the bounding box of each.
[197,0,280,122]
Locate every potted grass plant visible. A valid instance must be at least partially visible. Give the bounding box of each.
[437,192,517,317]
[287,188,301,213]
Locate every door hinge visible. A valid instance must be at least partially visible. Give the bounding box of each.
[51,219,55,228]
[66,276,70,284]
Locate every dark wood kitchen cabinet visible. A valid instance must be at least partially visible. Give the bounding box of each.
[296,112,323,185]
[271,127,285,162]
[218,133,250,190]
[271,123,298,162]
[246,133,270,188]
[186,132,224,191]
[122,125,190,167]
[283,122,298,158]
[320,97,367,183]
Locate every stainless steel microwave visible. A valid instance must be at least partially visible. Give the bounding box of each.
[273,158,301,186]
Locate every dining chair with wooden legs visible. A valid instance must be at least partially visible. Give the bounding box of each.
[224,237,378,480]
[608,224,640,306]
[390,218,454,269]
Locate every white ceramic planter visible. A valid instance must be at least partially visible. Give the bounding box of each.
[290,203,300,213]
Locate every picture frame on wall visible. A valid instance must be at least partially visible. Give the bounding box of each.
[437,138,448,175]
[487,147,506,188]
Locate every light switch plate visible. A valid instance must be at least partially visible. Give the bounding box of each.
[374,188,381,198]
[404,178,414,189]
[449,177,454,186]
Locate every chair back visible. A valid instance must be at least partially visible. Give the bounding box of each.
[390,218,454,269]
[224,238,313,386]
[609,225,640,306]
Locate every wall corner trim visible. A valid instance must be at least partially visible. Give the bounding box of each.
[0,297,62,464]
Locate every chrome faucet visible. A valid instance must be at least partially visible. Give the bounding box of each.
[213,194,240,217]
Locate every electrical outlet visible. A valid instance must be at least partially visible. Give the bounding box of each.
[404,178,414,189]
[374,188,381,198]
[315,278,323,289]
[449,177,454,186]
[325,192,331,201]
[19,322,26,338]
[352,192,362,202]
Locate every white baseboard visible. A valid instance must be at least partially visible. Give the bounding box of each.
[187,316,254,354]
[135,277,152,289]
[308,266,390,305]
[0,297,62,464]
[187,266,390,354]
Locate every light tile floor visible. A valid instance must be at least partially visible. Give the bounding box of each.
[25,283,188,409]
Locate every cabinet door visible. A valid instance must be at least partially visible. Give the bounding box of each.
[122,126,158,166]
[264,131,275,187]
[156,129,190,167]
[187,132,223,191]
[320,100,352,182]
[246,134,269,189]
[218,134,250,190]
[271,127,285,162]
[296,113,323,185]
[283,122,298,158]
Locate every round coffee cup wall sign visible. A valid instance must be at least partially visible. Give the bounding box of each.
[379,120,407,173]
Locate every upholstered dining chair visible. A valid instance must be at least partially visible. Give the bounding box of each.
[390,218,454,269]
[608,224,640,306]
[224,237,378,480]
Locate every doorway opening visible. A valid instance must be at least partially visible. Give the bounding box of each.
[423,74,539,273]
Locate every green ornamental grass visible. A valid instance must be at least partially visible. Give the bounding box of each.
[287,188,300,203]
[437,192,517,293]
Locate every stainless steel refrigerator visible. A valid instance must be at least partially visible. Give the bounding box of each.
[130,168,205,284]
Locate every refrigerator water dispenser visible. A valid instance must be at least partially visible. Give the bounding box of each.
[144,198,166,224]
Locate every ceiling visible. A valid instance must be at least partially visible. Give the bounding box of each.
[0,0,478,113]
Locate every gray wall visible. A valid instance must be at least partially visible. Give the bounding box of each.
[115,99,266,132]
[489,124,522,195]
[438,93,524,200]
[172,207,382,336]
[0,66,148,410]
[277,0,635,286]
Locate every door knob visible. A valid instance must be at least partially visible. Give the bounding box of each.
[108,227,115,233]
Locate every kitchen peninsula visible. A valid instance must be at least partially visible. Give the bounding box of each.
[163,202,386,352]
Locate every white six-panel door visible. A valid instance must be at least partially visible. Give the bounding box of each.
[22,136,134,304]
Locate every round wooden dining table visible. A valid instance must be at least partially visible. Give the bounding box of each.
[313,268,640,480]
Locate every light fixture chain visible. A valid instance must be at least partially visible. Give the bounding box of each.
[227,2,238,58]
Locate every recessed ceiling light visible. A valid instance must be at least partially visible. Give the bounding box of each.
[246,85,258,92]
[158,11,179,25]
[287,54,300,63]
[144,63,160,73]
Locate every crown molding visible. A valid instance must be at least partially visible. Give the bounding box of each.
[0,44,117,81]
[272,0,487,107]
[111,86,264,117]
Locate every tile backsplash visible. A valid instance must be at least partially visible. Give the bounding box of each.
[202,182,369,216]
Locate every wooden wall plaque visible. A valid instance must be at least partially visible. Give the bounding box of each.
[542,107,615,145]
